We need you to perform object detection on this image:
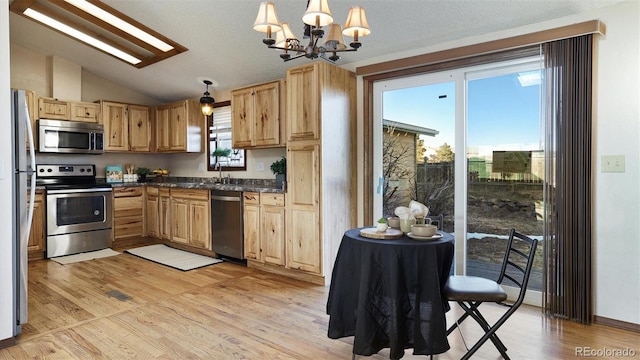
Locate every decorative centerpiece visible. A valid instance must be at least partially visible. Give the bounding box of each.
[376,217,388,232]
[270,156,286,189]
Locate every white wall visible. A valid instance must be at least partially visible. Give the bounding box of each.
[1,0,16,342]
[590,0,640,325]
[347,1,640,325]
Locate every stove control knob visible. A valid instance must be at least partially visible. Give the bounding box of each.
[87,168,92,173]
[47,168,53,172]
[80,168,85,172]
[39,168,44,172]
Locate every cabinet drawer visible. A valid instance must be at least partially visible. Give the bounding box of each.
[146,186,159,196]
[171,188,209,200]
[243,192,260,204]
[261,193,285,206]
[114,187,144,197]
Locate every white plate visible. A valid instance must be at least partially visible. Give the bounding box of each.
[407,232,443,241]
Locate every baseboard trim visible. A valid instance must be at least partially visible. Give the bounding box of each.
[247,260,326,286]
[0,336,16,350]
[593,315,640,332]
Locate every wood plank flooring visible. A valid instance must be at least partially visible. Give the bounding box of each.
[1,240,638,359]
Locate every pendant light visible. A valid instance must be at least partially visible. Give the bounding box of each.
[200,80,215,116]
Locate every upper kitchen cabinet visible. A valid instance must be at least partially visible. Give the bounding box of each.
[285,62,356,285]
[128,104,152,152]
[286,65,320,141]
[39,97,100,122]
[70,101,100,122]
[155,99,203,153]
[99,101,152,152]
[231,79,285,148]
[38,97,70,120]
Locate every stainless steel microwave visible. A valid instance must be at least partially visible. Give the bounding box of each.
[38,119,104,154]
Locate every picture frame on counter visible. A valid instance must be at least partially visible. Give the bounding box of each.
[106,165,124,183]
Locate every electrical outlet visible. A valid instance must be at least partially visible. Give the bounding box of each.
[198,163,205,172]
[257,162,265,172]
[602,155,625,173]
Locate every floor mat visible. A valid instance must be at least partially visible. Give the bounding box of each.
[125,244,222,271]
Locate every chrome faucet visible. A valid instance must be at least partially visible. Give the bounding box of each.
[214,162,222,183]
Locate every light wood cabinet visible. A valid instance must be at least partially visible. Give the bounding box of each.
[243,192,285,266]
[231,80,285,148]
[285,62,356,283]
[243,193,261,260]
[286,143,320,273]
[145,186,159,238]
[170,188,211,250]
[70,101,100,122]
[155,99,203,152]
[113,187,145,242]
[100,101,152,152]
[38,97,70,120]
[159,187,171,240]
[129,104,152,151]
[286,65,319,141]
[101,101,129,151]
[27,190,45,261]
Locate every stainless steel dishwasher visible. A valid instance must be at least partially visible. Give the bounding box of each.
[210,190,244,260]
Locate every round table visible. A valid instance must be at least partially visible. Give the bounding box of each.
[326,227,454,359]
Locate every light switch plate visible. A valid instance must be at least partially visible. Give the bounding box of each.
[257,162,264,172]
[602,155,625,173]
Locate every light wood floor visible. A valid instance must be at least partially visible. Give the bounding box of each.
[1,241,638,359]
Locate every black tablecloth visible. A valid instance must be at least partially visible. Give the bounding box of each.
[326,228,454,359]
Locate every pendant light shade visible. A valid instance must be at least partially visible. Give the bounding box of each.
[302,0,333,27]
[200,80,215,116]
[253,2,282,33]
[323,23,347,51]
[343,6,370,37]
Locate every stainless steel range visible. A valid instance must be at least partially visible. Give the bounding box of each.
[36,164,113,258]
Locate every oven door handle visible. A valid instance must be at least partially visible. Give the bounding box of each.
[47,188,113,195]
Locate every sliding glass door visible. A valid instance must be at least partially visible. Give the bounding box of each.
[374,58,543,301]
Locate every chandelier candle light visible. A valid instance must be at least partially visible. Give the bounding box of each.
[253,0,370,63]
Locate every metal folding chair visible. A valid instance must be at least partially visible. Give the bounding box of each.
[443,228,538,359]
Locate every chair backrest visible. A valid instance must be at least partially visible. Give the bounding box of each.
[496,228,538,306]
[424,214,444,230]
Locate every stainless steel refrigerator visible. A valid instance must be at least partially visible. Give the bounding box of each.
[11,89,36,336]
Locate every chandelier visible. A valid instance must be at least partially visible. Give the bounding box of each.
[253,0,370,63]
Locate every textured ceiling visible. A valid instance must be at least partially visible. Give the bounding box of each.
[9,0,621,103]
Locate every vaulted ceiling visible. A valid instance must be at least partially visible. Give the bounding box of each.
[9,0,621,103]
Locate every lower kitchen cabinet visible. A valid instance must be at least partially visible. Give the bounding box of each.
[27,190,45,260]
[113,186,145,242]
[170,188,211,250]
[243,192,285,266]
[145,186,159,237]
[159,187,171,240]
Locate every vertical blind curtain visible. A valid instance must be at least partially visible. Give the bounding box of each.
[542,34,593,324]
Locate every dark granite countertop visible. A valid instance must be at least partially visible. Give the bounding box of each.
[109,178,285,194]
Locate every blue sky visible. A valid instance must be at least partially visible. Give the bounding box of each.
[382,71,542,154]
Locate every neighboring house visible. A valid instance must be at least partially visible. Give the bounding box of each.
[382,119,438,216]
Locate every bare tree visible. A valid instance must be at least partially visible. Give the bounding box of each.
[382,128,414,217]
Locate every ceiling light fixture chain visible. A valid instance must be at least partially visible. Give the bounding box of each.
[253,0,371,63]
